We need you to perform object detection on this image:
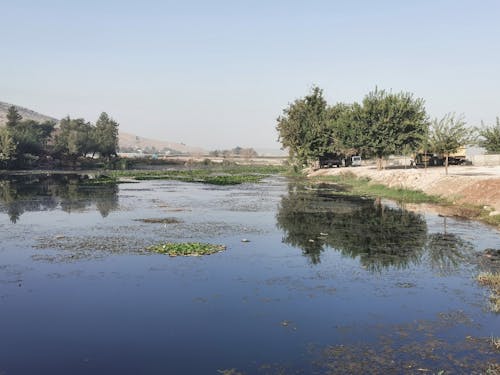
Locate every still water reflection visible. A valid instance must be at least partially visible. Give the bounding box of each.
[276,182,474,273]
[0,174,119,222]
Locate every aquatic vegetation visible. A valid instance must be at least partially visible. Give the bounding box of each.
[135,218,182,224]
[147,242,226,257]
[79,175,118,185]
[109,164,286,185]
[477,272,500,313]
[312,313,497,374]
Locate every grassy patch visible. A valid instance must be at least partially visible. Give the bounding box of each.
[109,165,286,185]
[479,212,500,228]
[147,242,226,257]
[79,175,118,185]
[477,272,500,313]
[313,173,443,204]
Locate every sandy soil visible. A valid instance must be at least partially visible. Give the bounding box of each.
[309,165,500,214]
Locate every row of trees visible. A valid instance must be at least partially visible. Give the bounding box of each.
[276,87,500,172]
[0,106,119,168]
[209,146,258,158]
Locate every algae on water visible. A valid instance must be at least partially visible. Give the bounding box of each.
[147,242,226,257]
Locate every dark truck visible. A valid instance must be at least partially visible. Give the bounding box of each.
[318,153,343,168]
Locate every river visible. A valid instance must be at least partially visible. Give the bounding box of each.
[0,174,498,374]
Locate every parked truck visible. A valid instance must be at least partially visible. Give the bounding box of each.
[318,153,362,168]
[318,153,343,168]
[415,147,468,167]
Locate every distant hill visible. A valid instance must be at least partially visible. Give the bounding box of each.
[0,101,58,125]
[119,131,205,155]
[0,101,205,154]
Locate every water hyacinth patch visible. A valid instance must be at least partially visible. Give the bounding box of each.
[147,242,226,257]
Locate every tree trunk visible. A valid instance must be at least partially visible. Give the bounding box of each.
[445,154,449,175]
[377,157,383,170]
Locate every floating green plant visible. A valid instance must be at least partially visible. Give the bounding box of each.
[147,242,226,257]
[135,218,182,224]
[110,165,286,185]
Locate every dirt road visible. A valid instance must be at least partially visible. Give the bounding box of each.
[309,165,500,214]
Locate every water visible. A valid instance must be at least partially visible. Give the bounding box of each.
[0,174,498,374]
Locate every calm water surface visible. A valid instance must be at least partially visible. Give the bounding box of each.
[0,174,499,374]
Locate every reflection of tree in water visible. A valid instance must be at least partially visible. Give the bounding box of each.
[276,182,428,271]
[425,217,474,275]
[0,177,58,223]
[0,174,119,223]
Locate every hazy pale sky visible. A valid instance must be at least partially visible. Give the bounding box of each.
[2,0,499,150]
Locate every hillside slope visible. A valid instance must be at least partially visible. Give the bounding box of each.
[0,101,58,125]
[118,131,205,155]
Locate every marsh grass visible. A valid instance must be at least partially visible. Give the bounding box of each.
[147,242,226,257]
[109,164,286,185]
[480,212,500,228]
[477,272,500,313]
[135,218,182,224]
[79,175,118,185]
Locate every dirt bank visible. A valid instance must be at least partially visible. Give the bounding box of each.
[309,165,500,214]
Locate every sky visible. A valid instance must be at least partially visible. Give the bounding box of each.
[1,0,499,150]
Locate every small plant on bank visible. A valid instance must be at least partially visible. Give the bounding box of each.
[147,242,226,257]
[477,272,500,313]
[491,336,500,351]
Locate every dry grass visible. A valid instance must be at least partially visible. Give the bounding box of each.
[477,272,500,313]
[492,336,500,351]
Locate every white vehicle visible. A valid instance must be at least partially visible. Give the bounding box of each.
[351,155,362,167]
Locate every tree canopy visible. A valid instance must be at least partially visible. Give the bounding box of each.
[55,117,97,159]
[478,117,500,153]
[359,89,429,161]
[276,87,335,165]
[95,112,119,158]
[276,87,430,168]
[428,113,474,174]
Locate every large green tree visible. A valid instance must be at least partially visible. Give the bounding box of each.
[478,117,500,153]
[359,89,429,168]
[95,112,119,158]
[55,117,96,160]
[276,87,334,165]
[10,119,55,157]
[330,102,366,156]
[428,113,474,175]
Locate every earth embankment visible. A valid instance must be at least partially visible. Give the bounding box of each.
[309,165,500,214]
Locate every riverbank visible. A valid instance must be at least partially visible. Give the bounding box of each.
[309,165,500,226]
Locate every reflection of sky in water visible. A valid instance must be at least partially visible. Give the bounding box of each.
[0,176,499,374]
